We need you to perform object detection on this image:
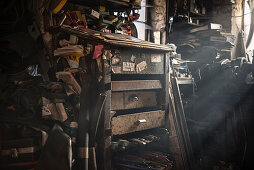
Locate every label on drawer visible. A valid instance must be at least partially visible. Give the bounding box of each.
[112,55,121,65]
[112,66,122,73]
[123,62,135,72]
[130,55,136,62]
[151,54,162,63]
[136,61,147,73]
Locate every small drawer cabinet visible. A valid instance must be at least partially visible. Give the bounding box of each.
[101,47,171,169]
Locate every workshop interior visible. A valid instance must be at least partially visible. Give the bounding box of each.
[0,0,254,169]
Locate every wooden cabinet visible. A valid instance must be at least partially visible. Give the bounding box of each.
[101,47,171,169]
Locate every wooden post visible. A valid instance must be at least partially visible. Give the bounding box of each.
[148,0,166,44]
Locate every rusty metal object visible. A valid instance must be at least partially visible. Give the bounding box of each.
[112,80,162,91]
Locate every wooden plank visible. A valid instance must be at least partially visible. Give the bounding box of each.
[104,39,171,51]
[56,71,81,95]
[119,0,130,2]
[100,58,112,170]
[112,80,162,91]
[171,76,193,169]
[177,77,194,85]
[111,91,157,110]
[168,76,188,170]
[59,26,173,51]
[107,0,130,6]
[112,110,165,135]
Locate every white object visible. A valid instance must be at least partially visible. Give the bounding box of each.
[210,23,222,30]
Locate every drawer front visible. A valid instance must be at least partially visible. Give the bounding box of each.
[112,80,162,92]
[112,110,165,135]
[111,91,157,110]
[111,51,164,74]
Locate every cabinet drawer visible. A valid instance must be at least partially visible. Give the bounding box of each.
[112,110,165,135]
[111,91,157,110]
[111,51,164,74]
[112,80,162,92]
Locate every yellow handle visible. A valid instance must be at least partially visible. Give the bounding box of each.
[52,0,67,14]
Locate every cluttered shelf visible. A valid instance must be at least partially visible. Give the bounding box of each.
[69,0,140,10]
[55,26,173,51]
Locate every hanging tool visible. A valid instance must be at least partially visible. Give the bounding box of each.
[49,0,68,14]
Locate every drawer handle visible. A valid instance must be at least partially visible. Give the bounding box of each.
[128,94,139,102]
[138,119,147,123]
